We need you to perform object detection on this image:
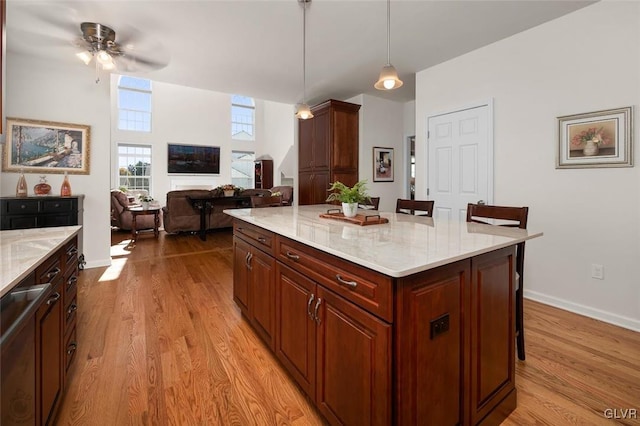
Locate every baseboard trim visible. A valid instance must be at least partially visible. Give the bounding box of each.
[524,290,640,332]
[83,258,112,269]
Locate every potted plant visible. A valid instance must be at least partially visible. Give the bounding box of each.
[216,184,241,197]
[325,180,370,218]
[138,194,154,210]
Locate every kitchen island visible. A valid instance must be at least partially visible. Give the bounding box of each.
[225,205,542,426]
[1,226,81,425]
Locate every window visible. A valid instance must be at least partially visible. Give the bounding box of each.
[118,76,152,132]
[231,95,255,140]
[231,151,255,189]
[118,144,152,191]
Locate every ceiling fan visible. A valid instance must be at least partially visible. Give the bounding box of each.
[74,22,168,82]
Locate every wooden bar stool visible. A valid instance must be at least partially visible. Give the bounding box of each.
[395,199,434,217]
[358,196,380,210]
[466,202,529,361]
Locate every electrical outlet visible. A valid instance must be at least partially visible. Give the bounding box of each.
[591,264,604,280]
[430,313,450,339]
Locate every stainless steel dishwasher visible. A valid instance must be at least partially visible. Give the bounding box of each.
[1,272,51,426]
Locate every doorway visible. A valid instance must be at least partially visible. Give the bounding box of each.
[426,101,494,220]
[406,136,415,199]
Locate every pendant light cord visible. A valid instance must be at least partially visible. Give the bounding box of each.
[302,0,308,104]
[386,0,391,66]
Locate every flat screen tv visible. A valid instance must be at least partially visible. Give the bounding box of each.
[167,143,220,174]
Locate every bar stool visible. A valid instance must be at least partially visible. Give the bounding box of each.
[466,202,529,361]
[395,199,434,217]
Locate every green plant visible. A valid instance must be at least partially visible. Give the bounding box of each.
[138,194,154,202]
[325,180,370,204]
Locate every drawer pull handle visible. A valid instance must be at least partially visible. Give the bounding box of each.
[246,252,253,271]
[67,342,78,355]
[307,294,315,319]
[313,298,322,324]
[21,204,27,209]
[237,227,244,232]
[67,275,78,289]
[47,292,61,305]
[68,304,78,315]
[336,274,358,289]
[285,251,300,261]
[67,247,78,256]
[47,267,61,279]
[257,237,267,243]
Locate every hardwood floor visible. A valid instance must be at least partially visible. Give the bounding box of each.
[56,229,640,425]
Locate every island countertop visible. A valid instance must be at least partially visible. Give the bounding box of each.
[225,204,542,278]
[0,225,82,297]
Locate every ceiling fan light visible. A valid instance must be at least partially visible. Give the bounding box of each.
[374,64,403,90]
[101,58,116,70]
[295,103,314,120]
[96,50,112,65]
[76,51,93,65]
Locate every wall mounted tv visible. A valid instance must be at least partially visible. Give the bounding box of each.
[167,143,220,174]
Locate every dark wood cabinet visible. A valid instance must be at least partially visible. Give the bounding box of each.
[254,159,273,190]
[233,223,276,349]
[0,196,84,231]
[298,100,360,205]
[233,220,516,426]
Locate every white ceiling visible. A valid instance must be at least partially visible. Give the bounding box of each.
[7,0,595,106]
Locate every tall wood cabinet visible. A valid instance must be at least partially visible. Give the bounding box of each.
[254,159,273,190]
[298,100,361,205]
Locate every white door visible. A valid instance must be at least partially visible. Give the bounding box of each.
[427,104,492,221]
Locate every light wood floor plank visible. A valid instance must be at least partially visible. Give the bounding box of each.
[54,229,639,425]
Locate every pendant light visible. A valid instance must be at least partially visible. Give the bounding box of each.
[375,0,403,90]
[295,0,313,119]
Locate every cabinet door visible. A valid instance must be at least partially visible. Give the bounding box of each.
[469,247,516,425]
[249,247,276,349]
[298,172,315,206]
[275,263,316,399]
[233,237,251,316]
[331,107,359,171]
[312,108,330,170]
[315,287,391,426]
[312,172,330,205]
[37,285,63,425]
[298,118,314,171]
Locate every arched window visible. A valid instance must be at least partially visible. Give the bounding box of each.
[231,95,255,141]
[118,76,152,132]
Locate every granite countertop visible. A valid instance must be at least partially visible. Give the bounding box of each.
[0,226,82,298]
[224,205,543,277]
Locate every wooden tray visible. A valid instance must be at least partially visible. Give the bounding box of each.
[319,209,389,226]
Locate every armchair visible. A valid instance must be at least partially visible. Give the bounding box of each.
[111,190,158,231]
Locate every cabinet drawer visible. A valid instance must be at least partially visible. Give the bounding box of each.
[4,199,39,214]
[276,236,393,322]
[64,325,78,374]
[42,198,75,213]
[234,221,274,255]
[36,251,63,285]
[64,295,78,332]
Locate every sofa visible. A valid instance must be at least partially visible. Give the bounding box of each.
[111,190,158,231]
[162,189,250,234]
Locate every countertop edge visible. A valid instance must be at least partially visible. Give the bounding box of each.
[1,226,82,298]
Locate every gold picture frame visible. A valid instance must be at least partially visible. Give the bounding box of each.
[557,106,633,169]
[2,117,91,174]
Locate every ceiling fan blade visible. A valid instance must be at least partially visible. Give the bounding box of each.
[116,50,170,73]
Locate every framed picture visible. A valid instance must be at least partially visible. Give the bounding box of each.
[373,147,394,182]
[2,117,91,174]
[557,106,633,169]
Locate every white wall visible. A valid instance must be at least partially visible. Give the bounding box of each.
[110,78,295,201]
[347,94,406,212]
[416,2,640,330]
[1,53,112,268]
[262,101,296,187]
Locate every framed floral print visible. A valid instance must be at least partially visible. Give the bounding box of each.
[556,106,633,169]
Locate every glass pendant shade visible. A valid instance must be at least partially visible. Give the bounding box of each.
[76,51,92,65]
[374,64,403,90]
[295,103,314,120]
[96,50,112,65]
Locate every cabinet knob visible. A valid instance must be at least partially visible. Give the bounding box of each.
[21,204,27,209]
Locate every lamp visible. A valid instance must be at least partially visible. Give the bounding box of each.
[375,0,403,90]
[295,0,313,120]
